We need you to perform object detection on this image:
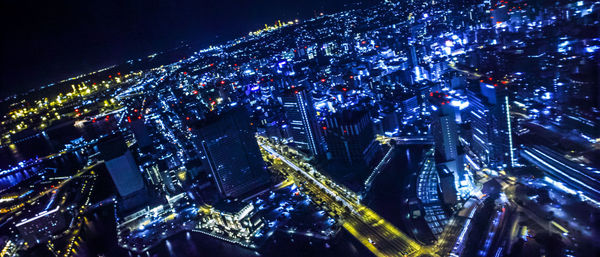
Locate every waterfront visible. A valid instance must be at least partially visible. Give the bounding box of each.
[10,132,428,257]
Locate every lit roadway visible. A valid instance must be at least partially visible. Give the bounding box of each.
[258,140,431,257]
[0,161,102,223]
[447,62,482,79]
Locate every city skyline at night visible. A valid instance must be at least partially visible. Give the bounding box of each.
[1,1,599,257]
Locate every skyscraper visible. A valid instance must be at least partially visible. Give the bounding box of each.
[98,134,148,212]
[323,108,379,169]
[196,108,271,199]
[280,87,322,156]
[429,92,459,163]
[129,117,152,149]
[429,92,465,204]
[467,79,516,169]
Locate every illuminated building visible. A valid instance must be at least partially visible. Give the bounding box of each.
[196,108,271,198]
[429,92,468,201]
[198,201,263,240]
[429,92,459,163]
[323,108,380,170]
[467,80,515,169]
[15,206,67,244]
[98,134,149,212]
[129,118,152,149]
[438,166,458,205]
[280,87,323,156]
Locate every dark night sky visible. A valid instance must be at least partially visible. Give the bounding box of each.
[0,0,373,98]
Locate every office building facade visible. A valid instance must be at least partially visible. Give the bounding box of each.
[197,108,271,199]
[467,81,516,169]
[280,87,322,156]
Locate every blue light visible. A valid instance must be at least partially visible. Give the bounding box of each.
[585,46,599,53]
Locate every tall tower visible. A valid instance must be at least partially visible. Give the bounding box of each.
[98,134,148,212]
[429,92,459,163]
[280,87,322,156]
[429,92,465,204]
[196,108,271,199]
[467,79,515,169]
[323,108,379,169]
[129,117,152,149]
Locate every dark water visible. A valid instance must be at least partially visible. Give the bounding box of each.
[0,121,86,190]
[0,136,54,169]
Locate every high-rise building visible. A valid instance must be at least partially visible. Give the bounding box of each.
[437,166,458,205]
[467,80,516,169]
[323,108,379,169]
[196,108,271,199]
[280,87,322,156]
[429,92,459,163]
[429,92,467,203]
[98,134,148,212]
[129,117,152,149]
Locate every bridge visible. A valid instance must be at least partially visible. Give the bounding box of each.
[258,138,430,257]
